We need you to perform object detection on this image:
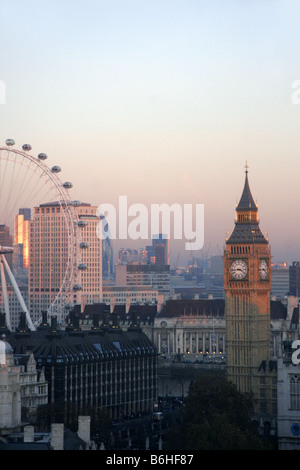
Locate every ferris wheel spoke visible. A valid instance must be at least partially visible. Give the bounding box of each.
[12,159,42,208]
[2,154,25,227]
[4,154,25,221]
[2,153,18,224]
[0,155,10,217]
[16,171,50,212]
[25,180,59,213]
[2,156,40,226]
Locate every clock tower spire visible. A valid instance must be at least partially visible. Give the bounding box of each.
[224,165,275,418]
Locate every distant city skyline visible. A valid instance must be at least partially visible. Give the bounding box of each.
[1,1,300,265]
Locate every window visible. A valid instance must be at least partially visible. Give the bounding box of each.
[290,375,300,410]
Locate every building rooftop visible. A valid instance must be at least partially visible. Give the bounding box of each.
[157,298,287,319]
[6,310,157,366]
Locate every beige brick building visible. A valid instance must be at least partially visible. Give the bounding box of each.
[29,202,102,324]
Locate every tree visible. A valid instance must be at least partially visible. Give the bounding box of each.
[165,376,274,450]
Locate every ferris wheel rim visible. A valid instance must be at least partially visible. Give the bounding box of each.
[0,140,82,328]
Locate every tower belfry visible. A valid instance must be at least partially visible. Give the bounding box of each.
[224,166,275,417]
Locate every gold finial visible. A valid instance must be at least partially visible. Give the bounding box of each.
[245,161,249,173]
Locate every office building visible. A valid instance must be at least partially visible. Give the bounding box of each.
[8,310,158,422]
[118,248,139,264]
[271,263,289,299]
[13,208,31,276]
[116,263,171,299]
[101,215,113,280]
[289,262,300,297]
[101,285,163,310]
[0,225,13,268]
[146,234,169,266]
[29,202,102,324]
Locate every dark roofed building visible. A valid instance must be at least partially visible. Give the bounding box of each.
[69,303,157,346]
[71,302,157,328]
[157,299,225,318]
[290,307,299,330]
[270,300,287,321]
[6,310,158,422]
[157,298,285,320]
[289,261,300,297]
[0,441,51,450]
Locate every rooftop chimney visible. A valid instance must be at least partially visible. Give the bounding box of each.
[50,423,64,450]
[78,416,90,447]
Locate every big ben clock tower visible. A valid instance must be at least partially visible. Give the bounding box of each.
[224,164,275,417]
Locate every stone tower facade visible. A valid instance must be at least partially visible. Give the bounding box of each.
[224,166,276,417]
[0,338,21,434]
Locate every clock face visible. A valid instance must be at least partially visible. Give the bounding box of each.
[259,259,269,280]
[230,260,248,280]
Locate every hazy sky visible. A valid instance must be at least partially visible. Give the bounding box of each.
[1,0,300,265]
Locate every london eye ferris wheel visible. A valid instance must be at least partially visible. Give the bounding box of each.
[0,138,85,330]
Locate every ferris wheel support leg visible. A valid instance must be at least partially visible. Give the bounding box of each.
[1,254,35,331]
[0,255,11,331]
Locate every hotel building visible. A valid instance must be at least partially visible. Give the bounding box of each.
[29,202,102,324]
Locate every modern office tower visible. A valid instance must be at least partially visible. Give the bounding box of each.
[116,263,171,299]
[0,225,13,267]
[29,202,102,324]
[271,263,289,299]
[14,208,31,270]
[154,244,165,266]
[224,167,276,417]
[118,248,148,265]
[153,234,169,265]
[18,208,31,221]
[289,262,300,297]
[118,248,139,264]
[146,234,169,265]
[100,215,113,280]
[101,285,162,310]
[145,245,155,264]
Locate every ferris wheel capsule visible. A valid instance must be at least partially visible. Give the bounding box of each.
[78,220,87,227]
[5,139,15,146]
[51,166,61,173]
[22,144,32,152]
[78,263,87,270]
[72,200,81,207]
[73,284,82,291]
[80,241,89,249]
[38,153,47,160]
[64,303,74,310]
[63,182,73,189]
